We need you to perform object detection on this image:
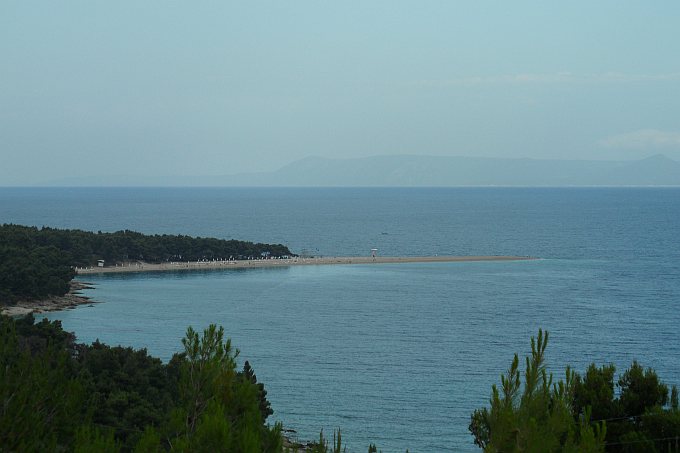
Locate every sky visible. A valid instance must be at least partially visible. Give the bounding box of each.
[2,1,680,185]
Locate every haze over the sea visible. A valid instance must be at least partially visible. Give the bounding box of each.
[42,154,680,187]
[2,2,680,186]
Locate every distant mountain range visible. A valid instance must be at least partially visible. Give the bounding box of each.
[45,154,680,186]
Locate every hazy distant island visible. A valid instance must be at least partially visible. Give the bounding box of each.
[43,154,680,187]
[226,153,680,187]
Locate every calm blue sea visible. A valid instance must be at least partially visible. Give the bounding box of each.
[2,187,679,452]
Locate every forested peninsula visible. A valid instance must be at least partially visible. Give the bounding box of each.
[0,224,293,305]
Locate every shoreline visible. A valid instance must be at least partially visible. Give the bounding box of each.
[2,256,535,316]
[1,281,97,317]
[76,255,535,275]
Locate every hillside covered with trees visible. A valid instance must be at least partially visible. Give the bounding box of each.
[0,224,294,304]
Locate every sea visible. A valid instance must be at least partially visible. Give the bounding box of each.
[1,187,679,452]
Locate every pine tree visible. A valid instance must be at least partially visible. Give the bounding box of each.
[243,360,274,422]
[469,329,606,452]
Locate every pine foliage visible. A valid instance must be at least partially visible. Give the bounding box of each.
[469,329,607,452]
[0,315,281,452]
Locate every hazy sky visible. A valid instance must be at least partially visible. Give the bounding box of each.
[2,1,680,184]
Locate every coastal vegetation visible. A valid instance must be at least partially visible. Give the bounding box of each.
[1,314,282,452]
[470,330,680,452]
[3,314,679,452]
[0,224,294,304]
[1,314,362,452]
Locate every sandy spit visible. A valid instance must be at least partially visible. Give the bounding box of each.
[76,255,535,275]
[1,256,535,316]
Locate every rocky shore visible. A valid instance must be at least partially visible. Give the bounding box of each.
[1,281,96,317]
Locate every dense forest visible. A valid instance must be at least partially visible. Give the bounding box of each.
[0,224,294,304]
